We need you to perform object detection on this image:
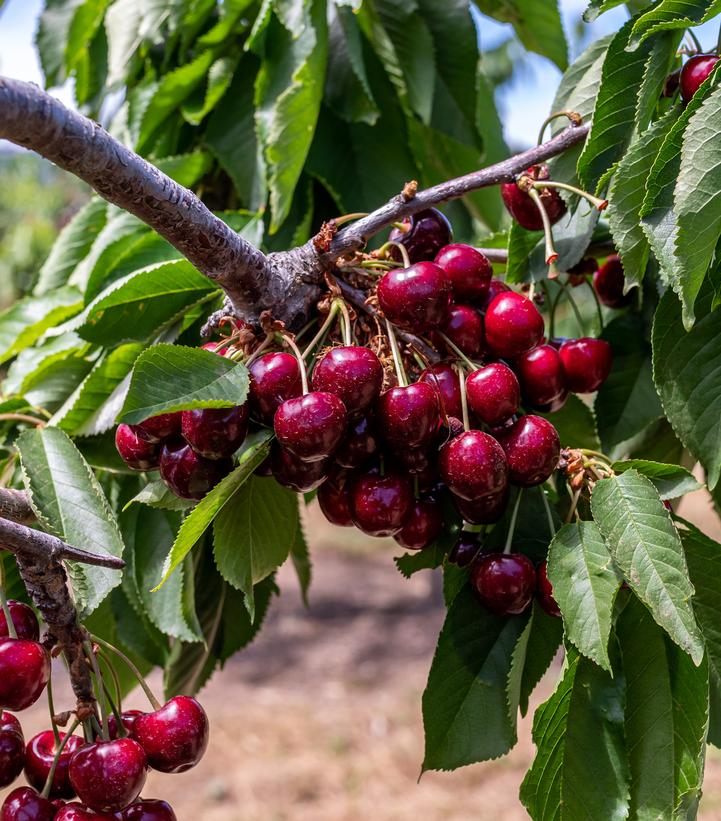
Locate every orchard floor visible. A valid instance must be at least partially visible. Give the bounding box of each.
[5,483,721,820]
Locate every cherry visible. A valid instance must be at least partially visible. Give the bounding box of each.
[395,447,432,474]
[270,444,330,492]
[500,165,567,231]
[433,244,492,302]
[452,488,509,525]
[593,255,631,309]
[439,430,508,502]
[274,392,347,462]
[131,696,208,774]
[350,471,413,537]
[484,292,544,358]
[115,425,160,471]
[466,363,520,427]
[1,787,57,821]
[0,712,24,789]
[479,278,510,310]
[536,561,561,618]
[394,499,443,550]
[159,441,233,500]
[388,207,453,263]
[180,405,249,459]
[495,415,560,487]
[376,262,452,333]
[376,383,440,450]
[680,54,720,102]
[122,800,177,821]
[567,256,597,286]
[0,601,39,642]
[68,738,146,813]
[318,470,354,527]
[24,731,84,799]
[132,413,181,444]
[0,639,50,712]
[55,805,117,820]
[108,711,144,741]
[438,304,484,358]
[471,553,536,615]
[201,340,229,356]
[335,416,379,469]
[248,352,302,426]
[558,338,612,393]
[311,346,384,413]
[515,344,566,409]
[448,532,482,567]
[419,363,463,419]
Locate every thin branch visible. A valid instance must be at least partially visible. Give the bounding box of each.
[0,488,35,523]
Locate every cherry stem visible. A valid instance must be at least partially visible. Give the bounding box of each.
[532,179,608,211]
[585,278,604,333]
[455,364,471,432]
[558,279,586,336]
[526,188,558,265]
[565,487,583,524]
[381,240,411,269]
[0,557,17,640]
[40,717,80,800]
[90,634,162,711]
[98,649,123,718]
[537,110,582,144]
[241,334,274,367]
[84,641,109,742]
[332,211,369,226]
[385,318,408,388]
[359,259,396,272]
[580,448,612,466]
[46,675,61,748]
[0,413,46,427]
[539,488,556,539]
[282,333,310,395]
[687,28,702,53]
[337,299,353,347]
[302,301,340,360]
[504,489,524,555]
[438,332,478,371]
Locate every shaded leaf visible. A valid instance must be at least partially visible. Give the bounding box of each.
[612,460,702,500]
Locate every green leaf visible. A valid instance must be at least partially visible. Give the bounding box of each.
[628,0,721,49]
[290,498,312,606]
[124,479,196,512]
[547,522,622,672]
[394,543,446,578]
[539,394,600,450]
[16,427,124,616]
[505,221,542,285]
[583,0,631,21]
[118,344,249,425]
[4,334,89,397]
[612,460,702,499]
[591,470,703,664]
[154,152,213,188]
[65,0,109,74]
[181,56,239,126]
[105,0,170,83]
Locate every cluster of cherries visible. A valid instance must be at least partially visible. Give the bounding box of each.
[0,600,208,820]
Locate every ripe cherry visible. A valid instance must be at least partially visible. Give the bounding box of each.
[558,338,612,393]
[159,441,233,500]
[495,415,560,487]
[448,532,482,567]
[68,738,147,812]
[377,262,452,333]
[311,346,383,413]
[248,352,302,425]
[438,304,484,358]
[122,800,177,820]
[274,392,347,462]
[593,255,631,309]
[24,731,84,799]
[108,710,144,740]
[0,601,39,642]
[516,344,566,409]
[376,383,440,450]
[54,806,118,820]
[466,363,520,427]
[419,363,463,419]
[394,499,443,550]
[270,444,330,492]
[471,553,536,615]
[479,278,510,310]
[318,470,354,527]
[180,405,249,459]
[484,292,544,358]
[1,787,57,821]
[115,425,160,471]
[0,639,50,712]
[501,165,567,231]
[439,430,508,502]
[537,561,561,618]
[132,413,181,444]
[434,244,492,302]
[201,340,229,356]
[0,712,24,789]
[680,54,720,102]
[350,471,413,537]
[453,488,509,525]
[388,208,453,263]
[335,416,379,469]
[131,696,208,774]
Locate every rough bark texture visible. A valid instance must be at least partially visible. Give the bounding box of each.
[0,488,35,523]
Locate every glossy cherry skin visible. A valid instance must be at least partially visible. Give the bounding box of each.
[439,430,508,502]
[419,363,463,419]
[270,444,330,492]
[466,363,520,427]
[350,472,414,537]
[317,471,354,527]
[0,712,24,789]
[115,425,160,471]
[376,262,452,333]
[495,415,560,487]
[274,392,347,463]
[536,561,561,618]
[108,711,144,741]
[1,787,58,821]
[394,499,443,550]
[516,344,566,408]
[131,696,208,774]
[453,488,509,525]
[121,800,177,821]
[24,731,84,799]
[471,553,536,615]
[500,165,566,231]
[448,532,482,567]
[558,338,612,393]
[0,601,39,642]
[335,416,379,469]
[180,405,249,460]
[55,806,117,820]
[159,441,233,500]
[479,278,510,310]
[0,640,50,712]
[593,255,631,309]
[439,304,484,358]
[680,54,720,102]
[311,346,384,414]
[68,738,147,813]
[248,352,302,426]
[201,340,229,356]
[376,383,440,450]
[132,413,181,444]
[434,244,492,302]
[388,208,453,263]
[484,292,544,358]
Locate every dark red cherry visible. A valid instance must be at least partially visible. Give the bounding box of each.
[335,416,379,469]
[558,338,612,393]
[24,731,84,799]
[395,447,432,474]
[270,444,330,492]
[131,696,208,774]
[0,640,50,712]
[479,278,510,310]
[376,262,452,333]
[567,256,597,286]
[180,405,249,459]
[516,345,566,408]
[274,392,347,462]
[388,207,453,263]
[536,561,561,617]
[376,383,440,450]
[419,363,463,419]
[394,499,443,550]
[311,346,384,413]
[466,363,520,426]
[680,54,720,102]
[485,292,544,358]
[350,471,413,537]
[500,165,567,231]
[159,441,233,500]
[108,711,144,741]
[0,712,24,789]
[317,470,354,527]
[201,340,229,356]
[593,255,631,309]
[448,532,482,567]
[122,800,177,821]
[248,352,302,425]
[452,488,509,525]
[439,430,508,502]
[68,738,146,813]
[433,244,492,302]
[471,553,536,615]
[54,805,117,820]
[0,601,39,642]
[115,425,160,471]
[438,304,484,358]
[132,413,181,444]
[1,787,57,821]
[495,415,560,487]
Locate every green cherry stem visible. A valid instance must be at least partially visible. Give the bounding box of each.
[503,488,524,555]
[0,556,17,640]
[84,640,109,742]
[380,240,411,269]
[455,364,471,432]
[585,278,605,333]
[539,487,556,540]
[687,28,702,53]
[332,211,369,226]
[239,333,274,367]
[282,334,310,395]
[301,301,341,360]
[531,179,608,211]
[40,717,80,800]
[385,318,408,388]
[536,109,582,145]
[90,634,162,711]
[526,188,558,265]
[98,649,123,717]
[558,279,586,336]
[438,332,479,371]
[337,299,353,347]
[46,675,61,748]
